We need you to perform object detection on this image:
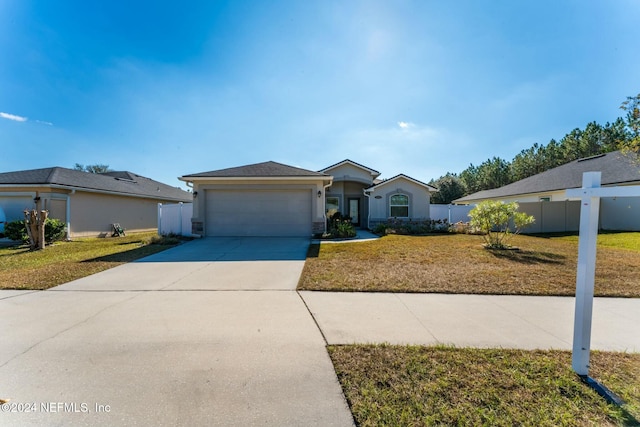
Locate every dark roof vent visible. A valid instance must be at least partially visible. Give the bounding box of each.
[577,153,606,163]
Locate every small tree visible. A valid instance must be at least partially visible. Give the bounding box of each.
[468,200,535,249]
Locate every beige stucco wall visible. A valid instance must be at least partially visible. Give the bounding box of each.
[69,192,159,237]
[368,178,431,224]
[322,163,375,184]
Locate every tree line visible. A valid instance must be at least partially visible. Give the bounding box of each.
[430,93,640,204]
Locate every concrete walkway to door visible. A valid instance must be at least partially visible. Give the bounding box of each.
[0,237,354,427]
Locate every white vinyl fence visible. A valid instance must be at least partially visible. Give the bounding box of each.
[158,202,193,236]
[430,204,475,223]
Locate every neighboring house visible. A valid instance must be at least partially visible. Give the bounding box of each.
[454,150,640,231]
[180,159,437,237]
[0,167,192,238]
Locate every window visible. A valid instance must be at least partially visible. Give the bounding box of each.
[326,197,340,218]
[390,194,409,217]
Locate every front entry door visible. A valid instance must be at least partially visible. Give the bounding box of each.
[348,198,360,226]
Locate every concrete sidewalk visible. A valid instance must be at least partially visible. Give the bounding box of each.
[300,291,640,352]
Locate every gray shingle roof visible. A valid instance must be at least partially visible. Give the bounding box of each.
[366,173,438,191]
[455,151,640,203]
[319,159,381,176]
[0,167,192,202]
[182,161,329,178]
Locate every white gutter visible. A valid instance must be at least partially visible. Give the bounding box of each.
[363,188,371,229]
[0,184,189,203]
[66,189,75,240]
[322,180,333,233]
[178,176,329,182]
[0,191,37,197]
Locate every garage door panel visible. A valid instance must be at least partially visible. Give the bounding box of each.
[205,190,312,237]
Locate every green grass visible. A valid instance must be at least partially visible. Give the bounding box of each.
[0,232,180,290]
[298,232,640,297]
[554,232,640,252]
[329,345,640,427]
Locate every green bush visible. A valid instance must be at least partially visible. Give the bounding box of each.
[325,212,357,238]
[334,219,356,238]
[4,220,28,242]
[373,223,388,235]
[374,219,450,235]
[3,218,67,243]
[45,218,66,243]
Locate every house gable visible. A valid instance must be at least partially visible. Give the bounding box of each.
[320,160,380,185]
[365,175,436,226]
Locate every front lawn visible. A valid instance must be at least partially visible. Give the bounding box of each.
[298,233,640,297]
[329,345,640,426]
[0,232,179,290]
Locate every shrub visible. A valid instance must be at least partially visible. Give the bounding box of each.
[147,233,182,245]
[468,200,535,249]
[3,218,67,244]
[45,218,66,243]
[325,213,356,238]
[373,223,388,235]
[334,219,356,238]
[4,220,28,242]
[374,219,450,235]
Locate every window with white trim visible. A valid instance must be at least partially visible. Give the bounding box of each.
[326,196,340,218]
[390,194,409,217]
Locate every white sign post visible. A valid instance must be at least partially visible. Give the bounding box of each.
[566,172,601,376]
[566,172,640,403]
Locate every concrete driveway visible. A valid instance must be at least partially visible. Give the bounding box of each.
[0,237,354,427]
[54,237,312,291]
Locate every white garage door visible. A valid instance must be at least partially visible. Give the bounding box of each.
[205,190,312,237]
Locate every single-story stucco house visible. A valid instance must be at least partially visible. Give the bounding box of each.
[453,150,640,232]
[0,167,192,238]
[179,159,437,237]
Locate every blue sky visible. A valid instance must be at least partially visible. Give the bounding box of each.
[1,1,639,189]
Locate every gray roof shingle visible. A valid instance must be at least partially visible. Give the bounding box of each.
[182,161,329,178]
[455,151,640,203]
[319,159,380,175]
[0,167,192,202]
[366,173,438,191]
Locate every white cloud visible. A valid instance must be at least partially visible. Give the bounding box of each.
[326,122,472,182]
[35,120,53,126]
[0,112,27,122]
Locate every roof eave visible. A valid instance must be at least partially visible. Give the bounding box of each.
[365,174,437,192]
[180,175,331,182]
[319,160,381,178]
[0,183,191,202]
